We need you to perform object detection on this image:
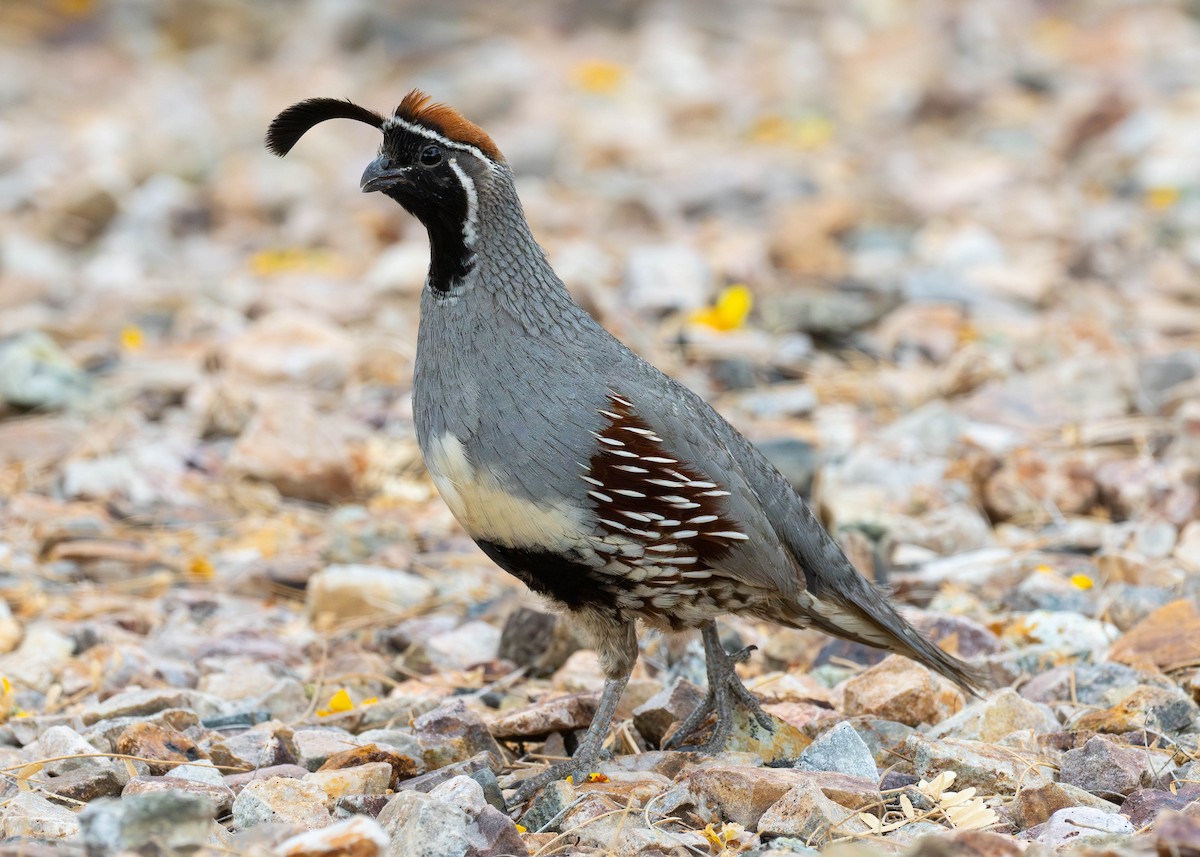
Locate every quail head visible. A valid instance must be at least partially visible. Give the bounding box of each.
[267,91,990,803]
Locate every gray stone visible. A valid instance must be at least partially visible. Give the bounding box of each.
[123,774,235,814]
[0,330,88,410]
[518,779,577,833]
[908,734,1054,793]
[424,620,501,671]
[355,728,422,759]
[1034,805,1134,848]
[79,792,217,856]
[293,727,362,770]
[35,725,112,776]
[1,791,80,839]
[757,780,872,846]
[1059,736,1155,799]
[231,776,332,830]
[81,687,224,725]
[623,243,711,313]
[497,607,581,678]
[757,437,819,498]
[305,564,435,623]
[377,789,473,857]
[633,677,705,746]
[414,700,503,770]
[795,722,878,782]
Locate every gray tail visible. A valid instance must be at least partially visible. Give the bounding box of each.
[795,569,992,697]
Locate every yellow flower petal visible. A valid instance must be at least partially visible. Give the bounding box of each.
[573,60,625,95]
[1146,187,1179,210]
[515,824,527,833]
[1069,573,1094,590]
[326,688,354,713]
[691,285,753,332]
[188,556,215,580]
[120,326,145,352]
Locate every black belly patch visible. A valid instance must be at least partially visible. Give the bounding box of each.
[474,540,619,612]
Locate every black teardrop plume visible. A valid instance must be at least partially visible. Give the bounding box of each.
[265,98,384,157]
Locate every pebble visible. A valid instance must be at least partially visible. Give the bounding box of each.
[623,243,711,313]
[123,774,236,814]
[377,775,527,857]
[488,692,598,740]
[795,722,878,782]
[907,734,1053,793]
[1121,786,1200,828]
[757,780,872,846]
[840,655,964,727]
[1108,598,1200,672]
[275,814,390,857]
[305,563,435,623]
[231,776,332,830]
[1058,735,1157,799]
[927,688,1059,743]
[224,309,356,391]
[424,619,502,671]
[1011,781,1120,830]
[414,700,504,770]
[1033,805,1135,848]
[633,677,705,747]
[79,792,217,855]
[496,607,582,678]
[303,761,392,802]
[1,791,81,839]
[0,330,89,410]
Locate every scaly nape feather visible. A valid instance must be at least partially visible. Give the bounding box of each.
[266,98,385,157]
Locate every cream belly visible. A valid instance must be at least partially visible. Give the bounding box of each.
[424,432,587,549]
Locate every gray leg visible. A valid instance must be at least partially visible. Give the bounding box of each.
[508,615,636,807]
[663,621,773,752]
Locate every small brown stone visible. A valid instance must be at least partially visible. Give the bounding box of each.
[318,743,420,789]
[115,721,208,775]
[1109,599,1200,673]
[488,693,599,740]
[841,655,964,727]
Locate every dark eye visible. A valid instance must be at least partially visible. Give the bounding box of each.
[419,145,442,166]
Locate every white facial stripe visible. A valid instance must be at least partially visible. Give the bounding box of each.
[382,116,497,168]
[448,158,478,248]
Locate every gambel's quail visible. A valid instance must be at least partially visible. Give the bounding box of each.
[267,91,989,799]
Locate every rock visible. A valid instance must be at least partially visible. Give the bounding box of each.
[1177,521,1200,573]
[0,330,88,410]
[555,790,687,853]
[424,620,502,671]
[1058,736,1156,799]
[1121,786,1200,827]
[82,687,223,725]
[414,700,504,770]
[660,765,879,828]
[795,722,878,782]
[0,623,74,691]
[1020,661,1149,706]
[488,693,598,740]
[304,762,392,803]
[908,735,1053,794]
[378,775,529,857]
[1033,805,1134,848]
[393,753,493,797]
[276,814,391,857]
[844,718,917,769]
[225,764,311,792]
[757,780,872,846]
[318,744,421,788]
[123,774,236,814]
[224,309,356,390]
[757,437,819,498]
[1155,811,1200,857]
[305,564,434,624]
[165,760,226,787]
[928,688,1059,743]
[115,720,208,774]
[1137,351,1200,414]
[1011,781,1120,830]
[231,776,332,830]
[633,678,705,746]
[1109,599,1200,673]
[518,779,577,832]
[1009,609,1117,654]
[983,450,1098,522]
[293,728,362,770]
[1073,684,1198,733]
[333,794,392,819]
[840,655,964,727]
[734,384,818,418]
[623,243,711,314]
[1,791,81,839]
[35,725,112,776]
[211,720,299,770]
[79,792,217,856]
[40,765,124,802]
[228,393,362,502]
[497,607,581,678]
[722,707,813,762]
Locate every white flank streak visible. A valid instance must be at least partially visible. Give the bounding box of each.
[701,490,731,497]
[581,475,603,486]
[623,427,655,436]
[673,530,699,539]
[641,456,677,464]
[425,433,584,547]
[659,495,688,504]
[609,449,638,458]
[646,543,678,553]
[615,465,649,474]
[673,502,701,510]
[619,510,652,523]
[600,410,621,419]
[663,556,698,565]
[687,480,717,489]
[447,160,478,247]
[659,519,680,527]
[687,515,719,524]
[611,395,634,407]
[708,531,749,540]
[594,433,624,447]
[599,518,628,531]
[613,489,646,498]
[588,490,613,503]
[645,479,685,488]
[681,570,713,578]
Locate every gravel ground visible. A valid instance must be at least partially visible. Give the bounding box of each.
[1,1,1199,855]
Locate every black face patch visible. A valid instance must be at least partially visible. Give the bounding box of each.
[378,126,477,294]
